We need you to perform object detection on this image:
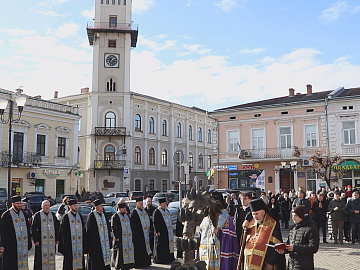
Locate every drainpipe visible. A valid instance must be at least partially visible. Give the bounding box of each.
[325,97,330,152]
[207,113,219,189]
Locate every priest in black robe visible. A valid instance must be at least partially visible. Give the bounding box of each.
[111,201,135,270]
[32,200,60,270]
[58,199,87,270]
[144,196,156,252]
[153,198,175,264]
[86,199,112,270]
[0,195,32,270]
[130,197,152,268]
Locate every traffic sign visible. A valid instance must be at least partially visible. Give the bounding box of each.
[194,176,199,182]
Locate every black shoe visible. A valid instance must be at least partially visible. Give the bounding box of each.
[323,240,328,243]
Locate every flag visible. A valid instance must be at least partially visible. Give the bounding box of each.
[115,149,123,156]
[95,149,101,158]
[206,168,215,179]
[237,141,241,154]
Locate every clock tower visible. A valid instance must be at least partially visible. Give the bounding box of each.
[87,0,138,93]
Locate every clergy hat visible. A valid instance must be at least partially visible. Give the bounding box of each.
[292,205,306,219]
[118,202,127,208]
[249,198,267,212]
[69,199,77,206]
[158,198,167,204]
[94,199,102,206]
[135,197,143,202]
[11,195,22,203]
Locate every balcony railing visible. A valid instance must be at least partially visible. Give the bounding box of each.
[95,127,126,136]
[341,145,360,156]
[1,151,42,166]
[239,147,301,160]
[87,22,138,31]
[94,160,126,170]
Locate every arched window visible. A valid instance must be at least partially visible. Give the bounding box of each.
[149,147,155,165]
[162,149,168,166]
[177,122,182,138]
[198,154,203,169]
[106,77,116,91]
[162,180,168,192]
[135,179,141,191]
[135,114,141,131]
[105,112,115,128]
[198,127,202,142]
[189,125,193,140]
[189,152,194,167]
[105,145,115,160]
[135,146,141,164]
[162,120,167,136]
[149,179,155,190]
[207,129,212,143]
[149,117,155,134]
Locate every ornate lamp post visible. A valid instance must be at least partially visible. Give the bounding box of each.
[0,88,26,204]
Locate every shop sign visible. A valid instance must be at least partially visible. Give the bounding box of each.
[332,160,360,171]
[44,169,61,175]
[242,164,256,170]
[213,165,229,171]
[228,165,237,171]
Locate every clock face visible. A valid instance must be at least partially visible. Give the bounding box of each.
[104,54,119,68]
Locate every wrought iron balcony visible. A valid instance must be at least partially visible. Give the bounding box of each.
[95,127,126,136]
[238,146,301,160]
[94,160,126,170]
[1,151,42,167]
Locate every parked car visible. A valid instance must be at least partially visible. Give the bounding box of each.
[104,192,130,206]
[0,188,7,215]
[146,190,159,198]
[128,191,146,200]
[55,194,78,203]
[167,201,180,224]
[24,191,45,197]
[23,195,47,213]
[153,192,177,203]
[125,200,159,213]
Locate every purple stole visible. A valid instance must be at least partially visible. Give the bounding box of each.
[220,215,240,270]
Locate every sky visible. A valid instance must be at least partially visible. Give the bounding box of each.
[0,0,360,111]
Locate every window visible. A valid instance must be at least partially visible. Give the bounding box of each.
[198,127,202,142]
[112,0,115,4]
[343,122,356,145]
[135,146,141,164]
[162,180,167,192]
[252,128,264,149]
[105,145,115,160]
[279,127,291,148]
[109,16,117,27]
[149,117,155,134]
[106,77,116,91]
[124,0,126,4]
[149,147,155,165]
[208,155,211,169]
[108,39,116,48]
[36,134,46,156]
[105,112,116,128]
[161,149,168,166]
[198,154,204,169]
[135,114,141,131]
[162,120,167,136]
[305,124,317,147]
[227,130,239,152]
[135,179,141,191]
[58,137,66,157]
[149,179,154,190]
[207,129,212,143]
[177,122,182,138]
[13,132,24,163]
[189,152,193,167]
[189,125,193,140]
[106,0,109,4]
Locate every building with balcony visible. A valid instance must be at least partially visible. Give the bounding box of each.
[0,88,80,197]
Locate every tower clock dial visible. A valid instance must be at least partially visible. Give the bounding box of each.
[104,53,119,68]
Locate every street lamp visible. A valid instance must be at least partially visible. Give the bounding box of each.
[0,88,26,204]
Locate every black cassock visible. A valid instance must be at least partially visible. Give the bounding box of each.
[0,209,32,270]
[145,205,156,252]
[58,212,87,270]
[130,209,151,268]
[85,211,112,270]
[111,213,134,270]
[153,208,175,264]
[32,211,60,270]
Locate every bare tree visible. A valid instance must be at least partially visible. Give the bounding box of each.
[309,150,343,189]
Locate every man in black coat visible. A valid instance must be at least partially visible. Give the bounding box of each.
[144,196,156,252]
[32,200,60,270]
[277,206,319,270]
[86,199,112,270]
[312,193,329,243]
[292,191,311,213]
[233,192,252,242]
[0,195,32,270]
[346,190,360,244]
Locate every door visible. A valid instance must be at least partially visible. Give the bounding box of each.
[11,178,21,196]
[56,180,65,196]
[280,169,294,193]
[13,132,24,164]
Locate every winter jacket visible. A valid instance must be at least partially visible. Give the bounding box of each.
[312,199,329,223]
[328,198,346,221]
[286,215,319,270]
[292,198,311,214]
[347,198,360,223]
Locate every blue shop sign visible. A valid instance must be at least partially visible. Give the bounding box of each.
[228,165,237,171]
[229,172,238,176]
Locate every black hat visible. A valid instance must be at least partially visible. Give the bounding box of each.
[94,199,102,206]
[292,205,306,219]
[135,197,143,202]
[118,202,127,208]
[11,195,22,203]
[335,191,341,196]
[69,199,77,206]
[249,198,267,212]
[158,198,167,204]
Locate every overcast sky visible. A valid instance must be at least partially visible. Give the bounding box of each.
[1,0,360,111]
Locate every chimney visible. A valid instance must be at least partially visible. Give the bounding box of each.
[54,91,58,98]
[81,87,89,94]
[289,88,295,96]
[306,84,312,95]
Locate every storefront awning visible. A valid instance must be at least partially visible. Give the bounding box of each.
[332,160,360,171]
